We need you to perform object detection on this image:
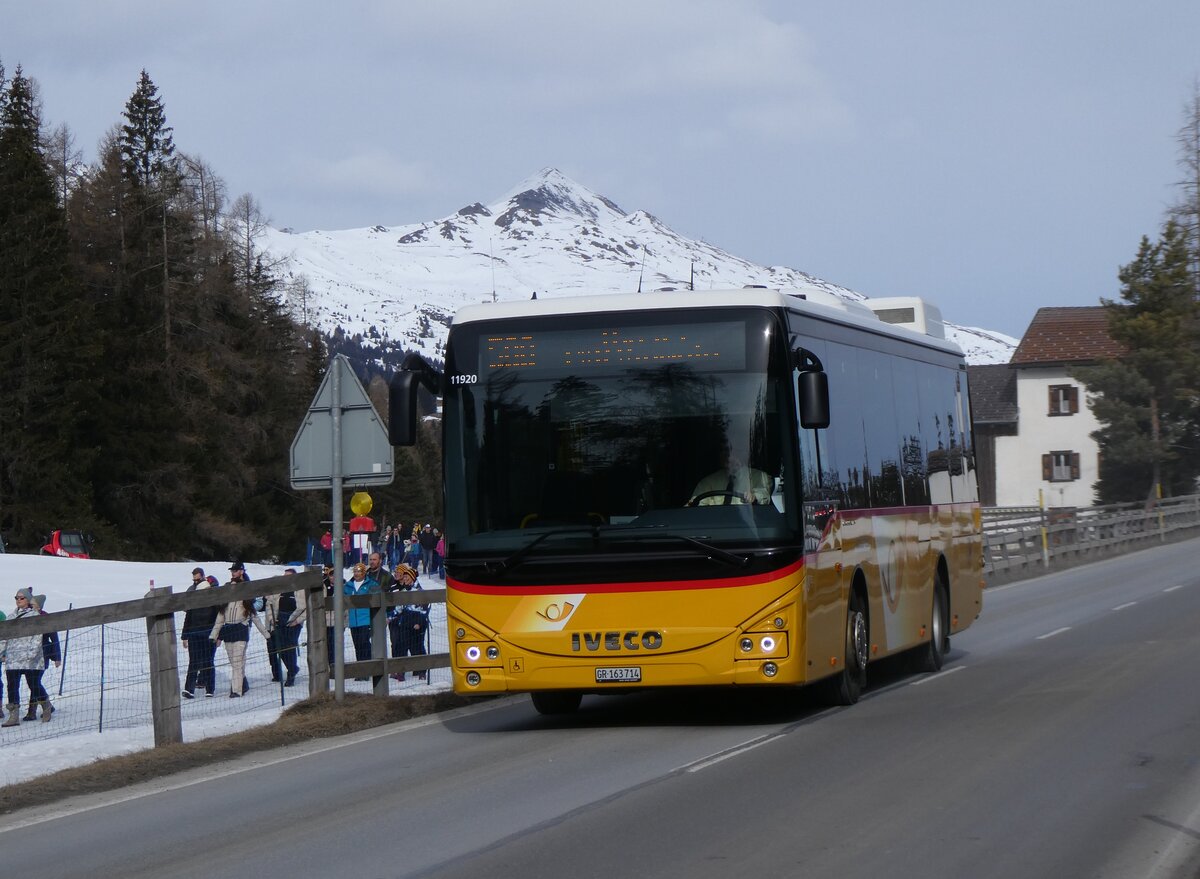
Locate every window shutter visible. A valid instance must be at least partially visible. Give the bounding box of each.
[1068,386,1079,414]
[1070,453,1081,480]
[1047,386,1055,415]
[1042,454,1052,481]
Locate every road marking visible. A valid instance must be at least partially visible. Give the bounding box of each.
[681,732,786,773]
[1164,584,1185,593]
[1112,602,1138,611]
[910,665,966,686]
[0,695,517,834]
[1037,627,1072,640]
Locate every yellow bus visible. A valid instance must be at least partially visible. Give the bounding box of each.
[390,289,983,713]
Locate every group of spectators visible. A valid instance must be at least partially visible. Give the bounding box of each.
[328,551,430,683]
[319,522,446,579]
[0,588,62,727]
[179,561,305,699]
[178,551,434,698]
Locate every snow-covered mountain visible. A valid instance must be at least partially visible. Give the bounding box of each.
[261,168,1016,365]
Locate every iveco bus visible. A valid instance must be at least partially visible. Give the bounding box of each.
[390,289,983,713]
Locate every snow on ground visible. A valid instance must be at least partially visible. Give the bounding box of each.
[0,553,449,787]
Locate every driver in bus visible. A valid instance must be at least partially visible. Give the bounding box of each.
[689,436,772,506]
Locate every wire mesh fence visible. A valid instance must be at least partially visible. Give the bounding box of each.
[0,604,450,744]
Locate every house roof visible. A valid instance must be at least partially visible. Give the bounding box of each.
[967,364,1017,424]
[1010,306,1124,365]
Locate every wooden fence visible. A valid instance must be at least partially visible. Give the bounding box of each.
[983,493,1200,583]
[0,570,448,746]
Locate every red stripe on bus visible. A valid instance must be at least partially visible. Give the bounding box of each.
[449,557,806,596]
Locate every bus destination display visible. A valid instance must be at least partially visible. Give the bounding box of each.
[482,321,746,373]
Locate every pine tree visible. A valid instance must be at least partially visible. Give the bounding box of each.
[0,68,100,546]
[1169,82,1200,297]
[1075,222,1200,502]
[120,70,175,190]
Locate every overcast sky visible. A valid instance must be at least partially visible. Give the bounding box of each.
[4,1,1198,337]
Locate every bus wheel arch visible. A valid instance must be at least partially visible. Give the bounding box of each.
[824,571,869,706]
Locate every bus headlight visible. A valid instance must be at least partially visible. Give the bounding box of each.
[465,671,481,687]
[486,646,500,661]
[466,645,482,662]
[740,638,754,653]
[760,636,776,653]
[762,662,778,678]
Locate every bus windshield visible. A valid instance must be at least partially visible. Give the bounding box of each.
[442,308,797,565]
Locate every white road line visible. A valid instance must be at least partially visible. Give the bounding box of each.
[1037,627,1072,640]
[0,696,515,833]
[910,665,966,686]
[1111,602,1138,611]
[682,733,784,773]
[1164,584,1186,593]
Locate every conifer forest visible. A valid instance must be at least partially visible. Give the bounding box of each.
[0,64,438,561]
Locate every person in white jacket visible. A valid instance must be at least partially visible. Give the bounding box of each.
[210,598,269,697]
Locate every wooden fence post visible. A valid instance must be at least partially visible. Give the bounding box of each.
[371,593,388,697]
[306,583,329,695]
[145,585,183,746]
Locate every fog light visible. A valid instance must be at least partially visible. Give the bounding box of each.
[466,645,481,662]
[761,636,776,652]
[456,627,466,639]
[740,637,754,653]
[774,617,785,629]
[465,670,481,687]
[486,646,500,660]
[762,662,778,677]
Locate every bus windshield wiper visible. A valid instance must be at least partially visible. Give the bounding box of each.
[656,533,750,568]
[485,524,659,576]
[483,525,749,576]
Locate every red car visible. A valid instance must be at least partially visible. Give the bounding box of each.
[41,530,92,559]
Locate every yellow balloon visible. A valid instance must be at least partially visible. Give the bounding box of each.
[350,491,373,516]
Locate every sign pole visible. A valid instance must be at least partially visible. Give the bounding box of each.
[332,364,345,701]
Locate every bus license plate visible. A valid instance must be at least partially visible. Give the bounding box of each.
[595,667,641,683]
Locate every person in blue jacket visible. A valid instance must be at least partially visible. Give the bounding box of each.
[345,562,379,678]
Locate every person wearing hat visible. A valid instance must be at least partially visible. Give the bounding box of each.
[1,588,57,726]
[181,567,221,698]
[345,561,379,677]
[387,564,429,681]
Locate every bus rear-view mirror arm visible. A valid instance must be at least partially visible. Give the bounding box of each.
[388,352,443,446]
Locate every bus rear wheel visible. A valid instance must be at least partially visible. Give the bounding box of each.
[913,573,949,674]
[825,590,868,706]
[530,691,582,715]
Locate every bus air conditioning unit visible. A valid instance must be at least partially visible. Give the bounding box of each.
[866,297,946,340]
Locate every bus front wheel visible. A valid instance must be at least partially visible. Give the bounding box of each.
[825,590,868,706]
[530,691,582,715]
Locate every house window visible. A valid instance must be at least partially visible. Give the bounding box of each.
[1048,384,1079,416]
[1042,451,1080,482]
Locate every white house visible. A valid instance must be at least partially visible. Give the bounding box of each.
[970,306,1122,508]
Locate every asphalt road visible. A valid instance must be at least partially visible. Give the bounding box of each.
[4,538,1199,879]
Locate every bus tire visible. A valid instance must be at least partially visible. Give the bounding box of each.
[913,572,949,674]
[530,691,582,715]
[825,589,868,706]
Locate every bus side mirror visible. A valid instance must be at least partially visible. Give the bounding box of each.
[388,371,421,446]
[798,370,830,429]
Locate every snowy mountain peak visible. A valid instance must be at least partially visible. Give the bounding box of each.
[261,170,1017,366]
[492,167,626,228]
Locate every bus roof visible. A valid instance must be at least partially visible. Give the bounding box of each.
[451,289,964,357]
